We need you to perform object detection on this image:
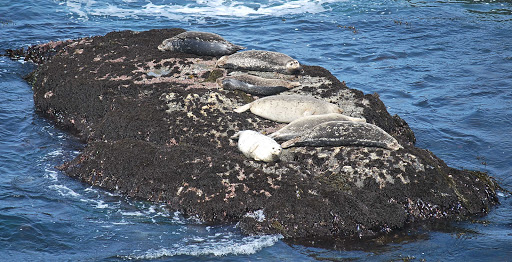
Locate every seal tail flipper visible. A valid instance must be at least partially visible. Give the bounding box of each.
[346,116,366,122]
[281,137,301,149]
[387,141,402,151]
[216,55,228,68]
[234,103,252,113]
[287,81,301,89]
[157,39,170,51]
[230,131,241,140]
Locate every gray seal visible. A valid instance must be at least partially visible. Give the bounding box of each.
[158,31,245,56]
[280,121,402,150]
[234,94,343,123]
[217,74,300,96]
[269,113,366,141]
[216,50,302,74]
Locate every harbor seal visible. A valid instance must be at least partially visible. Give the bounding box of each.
[269,113,366,141]
[280,121,402,150]
[216,50,302,74]
[158,31,245,56]
[218,74,300,96]
[234,95,343,123]
[231,130,282,162]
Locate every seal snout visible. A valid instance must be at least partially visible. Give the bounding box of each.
[231,44,246,53]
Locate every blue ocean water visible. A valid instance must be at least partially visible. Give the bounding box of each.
[1,0,511,260]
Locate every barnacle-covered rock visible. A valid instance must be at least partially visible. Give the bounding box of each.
[16,28,499,240]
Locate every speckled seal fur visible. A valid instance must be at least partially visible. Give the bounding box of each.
[232,130,282,162]
[158,31,245,56]
[269,113,366,141]
[216,50,302,74]
[234,94,343,123]
[217,73,300,96]
[281,121,402,150]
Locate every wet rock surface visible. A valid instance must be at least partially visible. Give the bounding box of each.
[13,28,499,239]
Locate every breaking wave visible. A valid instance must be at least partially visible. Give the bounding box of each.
[61,0,346,20]
[122,232,282,259]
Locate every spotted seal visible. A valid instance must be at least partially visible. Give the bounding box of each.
[269,113,366,141]
[280,121,402,150]
[216,50,302,74]
[231,130,282,162]
[158,31,245,56]
[217,74,300,96]
[234,95,343,123]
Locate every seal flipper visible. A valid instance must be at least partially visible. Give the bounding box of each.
[221,78,252,91]
[234,103,252,113]
[230,131,241,140]
[386,141,403,151]
[281,136,301,149]
[249,143,260,154]
[216,55,228,68]
[302,109,316,117]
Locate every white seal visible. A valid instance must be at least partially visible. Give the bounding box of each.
[232,130,282,162]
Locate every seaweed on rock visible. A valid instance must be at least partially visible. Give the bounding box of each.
[17,28,499,240]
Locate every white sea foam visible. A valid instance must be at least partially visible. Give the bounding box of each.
[44,168,59,181]
[125,234,282,259]
[94,200,109,208]
[80,198,111,209]
[121,211,145,216]
[49,184,81,197]
[63,0,346,20]
[244,209,266,222]
[47,148,64,157]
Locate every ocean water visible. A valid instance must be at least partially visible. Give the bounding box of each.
[1,0,511,260]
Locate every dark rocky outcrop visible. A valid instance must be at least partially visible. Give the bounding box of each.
[10,28,499,239]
